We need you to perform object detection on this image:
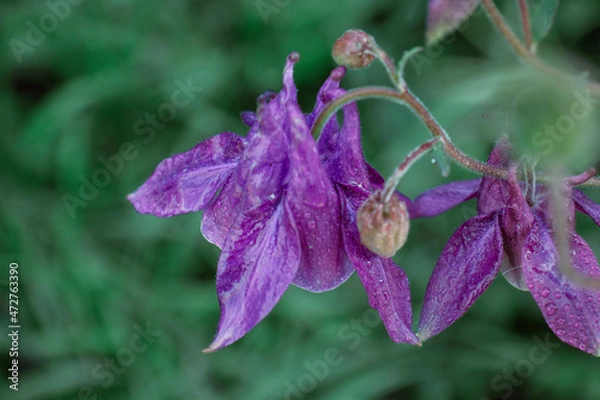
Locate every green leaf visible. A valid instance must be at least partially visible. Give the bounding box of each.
[529,0,560,42]
[426,0,480,45]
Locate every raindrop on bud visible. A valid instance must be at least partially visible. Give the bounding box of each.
[332,29,376,69]
[357,190,410,258]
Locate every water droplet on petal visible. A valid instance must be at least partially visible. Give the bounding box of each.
[545,303,558,316]
[381,290,391,304]
[541,288,550,298]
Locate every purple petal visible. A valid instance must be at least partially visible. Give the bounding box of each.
[498,167,534,290]
[477,140,514,214]
[202,55,300,247]
[240,111,257,128]
[522,216,600,356]
[204,99,301,351]
[128,132,245,217]
[573,189,600,227]
[427,0,480,45]
[318,88,372,188]
[418,213,503,341]
[339,185,420,345]
[202,132,261,247]
[411,179,481,218]
[305,66,345,129]
[284,103,352,292]
[204,201,300,352]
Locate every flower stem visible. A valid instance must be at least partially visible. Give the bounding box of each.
[310,85,600,188]
[517,0,534,51]
[383,138,439,202]
[311,86,507,179]
[481,0,600,96]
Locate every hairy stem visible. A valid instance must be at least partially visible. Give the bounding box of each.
[517,0,534,51]
[481,0,600,95]
[311,85,600,187]
[383,138,439,202]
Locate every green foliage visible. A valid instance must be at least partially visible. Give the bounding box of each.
[1,0,599,399]
[529,0,560,42]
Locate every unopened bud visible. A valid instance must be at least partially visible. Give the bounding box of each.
[357,190,410,258]
[332,30,376,69]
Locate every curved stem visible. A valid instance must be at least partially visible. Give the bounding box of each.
[383,138,439,202]
[311,85,600,188]
[517,0,534,51]
[481,0,600,95]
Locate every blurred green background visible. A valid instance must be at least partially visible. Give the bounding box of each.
[2,0,600,399]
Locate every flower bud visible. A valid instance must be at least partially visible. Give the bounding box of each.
[357,190,410,258]
[332,30,376,69]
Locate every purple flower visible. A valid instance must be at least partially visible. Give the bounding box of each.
[128,54,420,351]
[412,140,600,355]
[426,0,480,45]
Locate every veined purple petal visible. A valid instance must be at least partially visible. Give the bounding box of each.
[478,140,513,214]
[201,171,246,248]
[202,125,266,247]
[202,55,301,247]
[522,216,600,356]
[411,179,481,218]
[128,132,245,217]
[204,200,300,352]
[286,104,353,292]
[306,66,345,129]
[418,213,503,341]
[573,189,600,227]
[268,53,300,127]
[427,0,480,45]
[204,99,301,351]
[318,88,371,188]
[338,185,420,345]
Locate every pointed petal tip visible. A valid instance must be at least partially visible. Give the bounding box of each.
[415,331,428,343]
[202,342,223,354]
[288,52,300,63]
[330,66,346,82]
[404,333,422,347]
